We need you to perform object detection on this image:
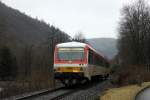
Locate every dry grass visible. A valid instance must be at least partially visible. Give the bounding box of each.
[111,65,150,86]
[0,73,54,98]
[100,82,150,100]
[0,81,53,98]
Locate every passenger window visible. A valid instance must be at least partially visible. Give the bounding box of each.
[88,50,93,64]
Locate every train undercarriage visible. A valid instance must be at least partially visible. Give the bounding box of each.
[54,72,108,86]
[55,72,89,86]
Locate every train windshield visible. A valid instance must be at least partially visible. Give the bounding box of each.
[58,47,84,61]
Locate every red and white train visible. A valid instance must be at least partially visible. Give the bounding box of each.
[54,42,110,86]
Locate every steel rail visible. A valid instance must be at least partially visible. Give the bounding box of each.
[16,87,65,100]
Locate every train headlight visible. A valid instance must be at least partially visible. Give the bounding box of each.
[55,67,60,72]
[73,70,79,72]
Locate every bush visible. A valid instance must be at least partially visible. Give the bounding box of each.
[111,65,150,86]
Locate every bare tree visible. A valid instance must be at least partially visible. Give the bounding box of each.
[0,46,17,80]
[72,32,87,43]
[118,0,150,66]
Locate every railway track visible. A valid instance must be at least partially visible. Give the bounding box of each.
[4,80,111,100]
[60,80,112,100]
[16,87,66,100]
[15,84,83,100]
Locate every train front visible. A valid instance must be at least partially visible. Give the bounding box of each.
[54,42,88,86]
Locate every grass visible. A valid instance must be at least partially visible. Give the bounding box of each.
[0,80,53,98]
[100,82,150,100]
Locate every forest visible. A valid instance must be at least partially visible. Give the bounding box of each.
[0,1,70,97]
[112,0,150,86]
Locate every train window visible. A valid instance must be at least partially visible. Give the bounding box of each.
[105,62,110,68]
[88,49,109,68]
[97,56,102,66]
[96,56,106,67]
[58,47,84,61]
[93,54,100,66]
[88,50,93,64]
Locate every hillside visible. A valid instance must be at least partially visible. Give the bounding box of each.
[0,2,70,45]
[87,38,118,59]
[0,1,70,81]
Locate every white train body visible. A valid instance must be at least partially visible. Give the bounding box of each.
[54,42,110,85]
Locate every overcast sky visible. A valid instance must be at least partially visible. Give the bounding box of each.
[1,0,136,39]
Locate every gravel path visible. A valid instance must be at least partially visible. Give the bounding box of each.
[60,81,112,100]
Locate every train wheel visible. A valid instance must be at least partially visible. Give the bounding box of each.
[91,76,101,82]
[64,79,76,87]
[80,78,89,84]
[103,74,109,80]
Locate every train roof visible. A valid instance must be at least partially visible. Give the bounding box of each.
[56,41,87,48]
[56,41,100,55]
